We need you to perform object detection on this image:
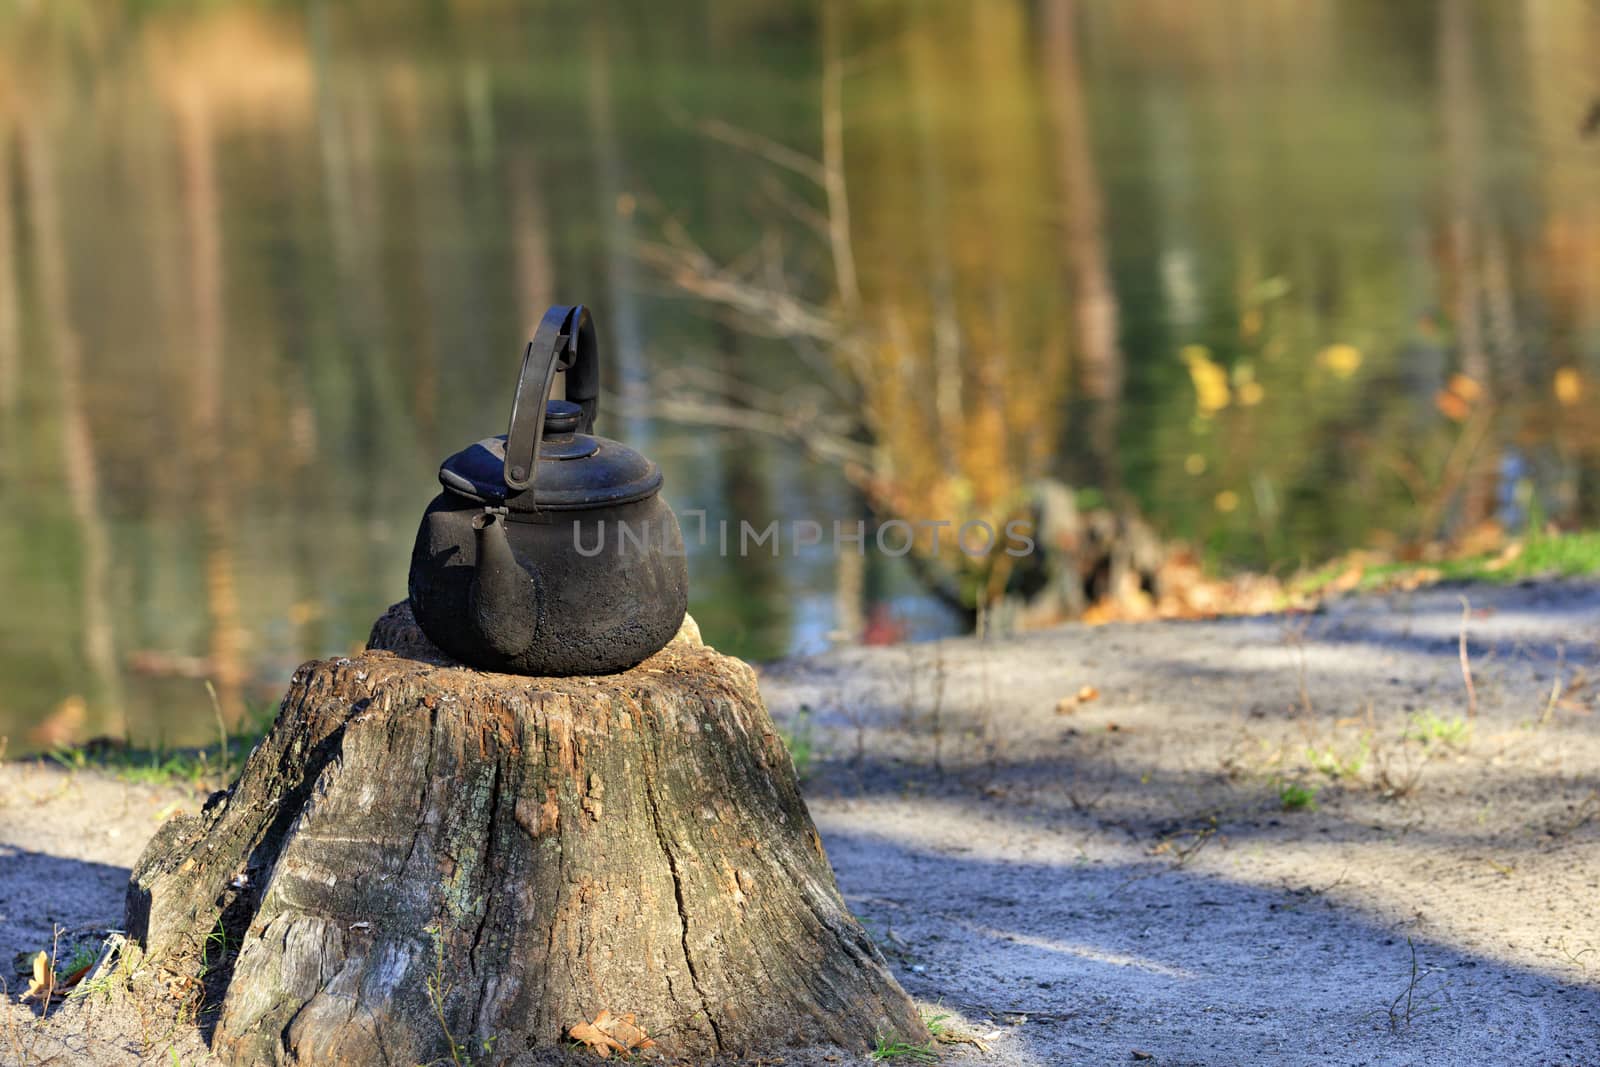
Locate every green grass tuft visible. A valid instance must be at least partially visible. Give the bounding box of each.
[1307,740,1368,781]
[1405,711,1470,747]
[870,1033,939,1063]
[40,699,276,791]
[1319,529,1600,595]
[1278,781,1320,811]
[780,704,814,781]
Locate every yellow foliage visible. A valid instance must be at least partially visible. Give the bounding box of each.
[1214,490,1240,513]
[1555,367,1581,406]
[1316,343,1363,379]
[1180,345,1231,415]
[1237,381,1265,406]
[1184,453,1207,475]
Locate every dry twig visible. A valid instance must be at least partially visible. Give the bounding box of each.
[1458,595,1478,718]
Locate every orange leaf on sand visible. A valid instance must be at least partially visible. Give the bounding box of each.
[569,1010,656,1059]
[568,1021,621,1058]
[60,961,93,989]
[20,952,54,1004]
[1055,685,1101,715]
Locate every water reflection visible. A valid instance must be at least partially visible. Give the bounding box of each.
[1,0,1598,751]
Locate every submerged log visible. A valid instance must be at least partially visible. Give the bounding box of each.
[125,603,924,1065]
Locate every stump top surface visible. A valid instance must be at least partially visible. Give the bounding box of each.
[360,600,744,701]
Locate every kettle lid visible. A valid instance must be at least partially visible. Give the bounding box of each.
[437,399,663,512]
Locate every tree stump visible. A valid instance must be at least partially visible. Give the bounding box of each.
[124,603,924,1065]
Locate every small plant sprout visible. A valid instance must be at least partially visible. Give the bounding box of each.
[1405,711,1471,748]
[1306,739,1368,780]
[418,925,503,1067]
[1553,937,1596,973]
[1385,937,1445,1033]
[870,1031,938,1063]
[63,941,98,976]
[1278,780,1319,811]
[40,696,276,793]
[780,704,814,781]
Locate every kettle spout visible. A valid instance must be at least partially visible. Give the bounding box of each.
[469,510,540,660]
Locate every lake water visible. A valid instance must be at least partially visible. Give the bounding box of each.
[2,0,1598,751]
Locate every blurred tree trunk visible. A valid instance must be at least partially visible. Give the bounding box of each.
[174,94,247,728]
[508,150,554,329]
[1439,0,1497,531]
[1042,0,1124,490]
[906,16,965,480]
[587,15,648,441]
[0,129,18,431]
[20,118,125,737]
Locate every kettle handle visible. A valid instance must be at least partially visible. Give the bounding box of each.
[503,305,599,493]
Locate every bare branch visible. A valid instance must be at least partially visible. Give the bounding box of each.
[692,115,827,186]
[759,173,831,241]
[617,386,872,472]
[821,0,861,313]
[636,238,843,343]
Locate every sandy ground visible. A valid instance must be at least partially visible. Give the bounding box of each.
[3,580,1599,1065]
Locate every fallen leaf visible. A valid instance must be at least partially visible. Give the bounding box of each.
[1481,541,1524,573]
[569,1019,623,1058]
[20,952,53,1004]
[1328,564,1365,593]
[569,1009,656,1058]
[1056,685,1101,715]
[934,1026,991,1052]
[597,1011,653,1052]
[59,961,92,990]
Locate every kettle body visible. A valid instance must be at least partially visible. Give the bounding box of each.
[408,490,687,676]
[406,305,688,676]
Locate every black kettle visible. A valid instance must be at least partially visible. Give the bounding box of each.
[406,305,688,675]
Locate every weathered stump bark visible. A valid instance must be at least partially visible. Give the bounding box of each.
[125,603,924,1065]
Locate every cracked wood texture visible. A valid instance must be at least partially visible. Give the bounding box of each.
[125,603,924,1065]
